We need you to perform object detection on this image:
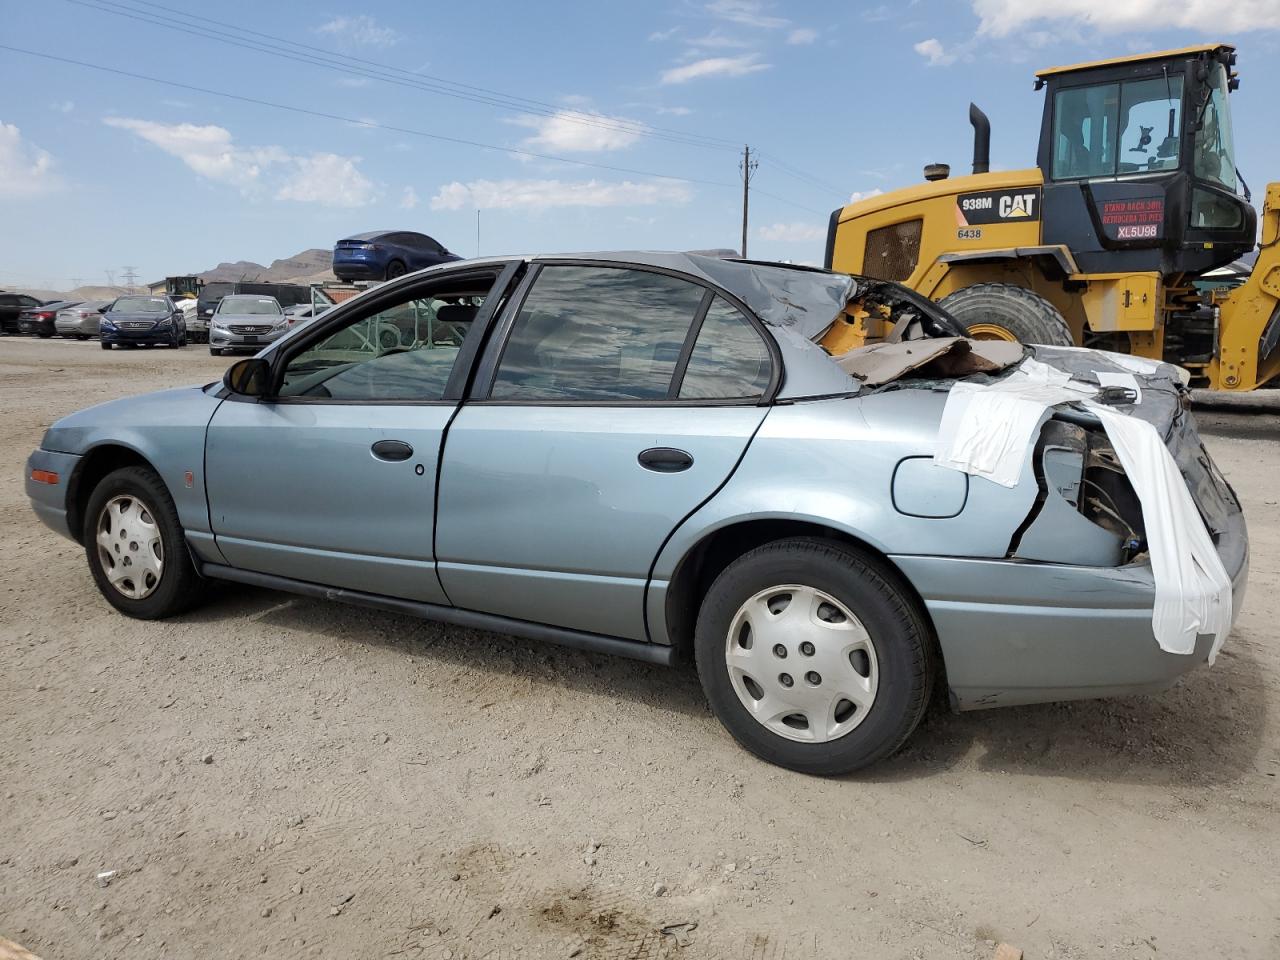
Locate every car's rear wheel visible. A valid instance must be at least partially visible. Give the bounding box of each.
[101,342,112,350]
[210,347,221,356]
[694,538,933,775]
[84,466,205,619]
[385,259,407,280]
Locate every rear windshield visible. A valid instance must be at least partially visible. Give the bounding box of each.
[111,297,169,314]
[218,297,282,315]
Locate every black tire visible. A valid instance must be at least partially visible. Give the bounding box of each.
[385,259,407,280]
[38,331,53,339]
[210,347,221,356]
[378,326,400,350]
[938,282,1073,346]
[77,335,89,341]
[694,538,934,776]
[101,342,112,350]
[83,466,206,619]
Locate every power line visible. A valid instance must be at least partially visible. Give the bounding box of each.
[62,0,846,204]
[0,44,732,189]
[3,42,831,218]
[64,0,741,154]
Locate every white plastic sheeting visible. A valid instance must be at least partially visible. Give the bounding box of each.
[934,357,1233,657]
[1087,404,1233,660]
[933,359,1094,488]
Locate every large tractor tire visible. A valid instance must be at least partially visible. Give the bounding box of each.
[939,283,1073,346]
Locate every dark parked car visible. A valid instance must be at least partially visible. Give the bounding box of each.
[100,296,188,349]
[332,230,460,281]
[0,292,44,335]
[19,300,83,338]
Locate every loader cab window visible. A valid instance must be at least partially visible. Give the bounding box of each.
[1052,76,1183,179]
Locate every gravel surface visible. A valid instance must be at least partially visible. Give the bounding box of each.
[2,338,1277,959]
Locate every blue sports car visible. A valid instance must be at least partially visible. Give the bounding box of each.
[24,253,1246,774]
[332,229,460,281]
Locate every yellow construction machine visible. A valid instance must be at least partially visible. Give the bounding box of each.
[824,44,1280,390]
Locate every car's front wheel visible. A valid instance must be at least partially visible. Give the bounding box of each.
[694,538,933,775]
[83,466,205,619]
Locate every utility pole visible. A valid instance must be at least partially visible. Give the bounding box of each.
[739,144,758,259]
[476,209,481,258]
[121,266,139,293]
[105,269,117,288]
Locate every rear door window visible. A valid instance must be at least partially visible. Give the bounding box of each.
[489,265,706,402]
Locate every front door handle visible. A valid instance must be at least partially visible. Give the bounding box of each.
[371,439,414,462]
[638,447,694,473]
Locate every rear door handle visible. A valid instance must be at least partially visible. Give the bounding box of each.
[371,439,414,462]
[638,447,694,473]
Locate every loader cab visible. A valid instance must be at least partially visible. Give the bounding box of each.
[1035,44,1255,276]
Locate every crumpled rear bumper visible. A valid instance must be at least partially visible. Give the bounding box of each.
[891,508,1248,710]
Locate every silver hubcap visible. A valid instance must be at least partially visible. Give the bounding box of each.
[96,495,164,600]
[724,584,879,743]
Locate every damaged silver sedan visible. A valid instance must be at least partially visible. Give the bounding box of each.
[25,253,1247,774]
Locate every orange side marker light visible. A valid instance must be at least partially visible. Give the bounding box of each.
[30,469,59,485]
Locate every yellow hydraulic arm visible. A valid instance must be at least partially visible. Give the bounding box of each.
[1214,182,1280,390]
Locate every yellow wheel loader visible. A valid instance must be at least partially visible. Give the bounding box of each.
[824,44,1280,390]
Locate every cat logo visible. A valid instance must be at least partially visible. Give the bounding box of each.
[956,187,1041,226]
[998,193,1036,218]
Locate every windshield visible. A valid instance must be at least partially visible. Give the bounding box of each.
[1194,63,1238,193]
[219,297,281,315]
[111,297,169,314]
[1052,74,1183,179]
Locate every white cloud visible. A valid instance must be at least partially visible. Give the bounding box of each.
[430,178,692,212]
[0,123,60,198]
[787,27,819,44]
[514,109,643,153]
[102,117,284,189]
[51,100,74,114]
[661,54,770,84]
[103,116,375,207]
[656,106,694,116]
[685,30,753,49]
[913,38,956,66]
[335,77,372,88]
[400,186,419,209]
[316,15,400,47]
[757,222,825,242]
[648,26,681,41]
[973,0,1280,35]
[849,188,884,204]
[706,0,788,29]
[276,154,377,207]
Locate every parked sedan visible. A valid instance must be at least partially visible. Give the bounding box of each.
[0,292,44,335]
[332,230,460,281]
[54,300,113,339]
[24,253,1247,774]
[19,300,82,337]
[208,295,288,355]
[99,295,188,349]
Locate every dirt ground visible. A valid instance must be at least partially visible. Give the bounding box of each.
[1,337,1277,960]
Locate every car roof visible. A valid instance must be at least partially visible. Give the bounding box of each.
[345,230,427,241]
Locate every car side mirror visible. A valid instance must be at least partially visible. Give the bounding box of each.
[223,357,271,398]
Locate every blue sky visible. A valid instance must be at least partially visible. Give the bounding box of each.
[2,0,1279,290]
